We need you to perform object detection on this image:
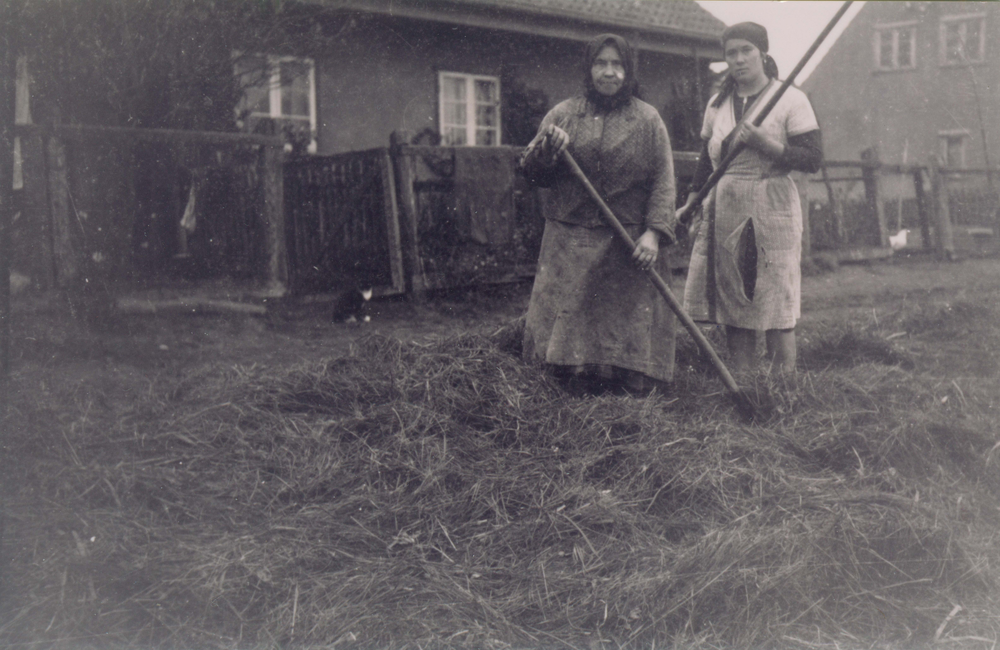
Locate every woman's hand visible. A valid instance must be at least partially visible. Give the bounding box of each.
[675,192,700,227]
[733,123,785,158]
[632,229,661,270]
[539,124,569,164]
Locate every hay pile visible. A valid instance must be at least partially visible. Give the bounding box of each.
[3,315,1000,649]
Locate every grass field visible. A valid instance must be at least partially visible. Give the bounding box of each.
[3,256,1000,649]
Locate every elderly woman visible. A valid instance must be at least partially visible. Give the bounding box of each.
[519,33,677,395]
[678,22,822,374]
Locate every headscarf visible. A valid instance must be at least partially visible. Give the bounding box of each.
[583,33,640,111]
[712,22,780,108]
[722,22,769,55]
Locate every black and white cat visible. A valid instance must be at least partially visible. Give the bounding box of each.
[332,287,373,324]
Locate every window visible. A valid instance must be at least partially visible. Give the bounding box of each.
[940,15,986,65]
[235,53,317,153]
[939,131,968,168]
[874,23,917,70]
[439,72,501,146]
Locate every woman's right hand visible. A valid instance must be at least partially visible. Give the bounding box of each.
[675,193,699,226]
[540,124,569,164]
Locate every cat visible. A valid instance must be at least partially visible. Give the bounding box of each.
[332,287,373,324]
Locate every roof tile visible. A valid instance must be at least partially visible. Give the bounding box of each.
[459,0,727,39]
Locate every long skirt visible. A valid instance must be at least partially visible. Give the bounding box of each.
[522,219,676,388]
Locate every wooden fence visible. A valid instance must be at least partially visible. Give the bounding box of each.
[806,156,998,260]
[12,123,286,295]
[16,122,994,304]
[15,124,693,301]
[281,133,701,297]
[281,145,997,299]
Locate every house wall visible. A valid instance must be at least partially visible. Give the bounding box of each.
[803,1,1000,167]
[314,14,714,154]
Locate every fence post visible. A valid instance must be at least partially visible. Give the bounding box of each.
[820,164,845,247]
[46,121,77,287]
[927,155,956,260]
[861,148,888,247]
[261,142,288,296]
[390,130,426,298]
[378,150,406,295]
[912,167,933,252]
[0,7,13,419]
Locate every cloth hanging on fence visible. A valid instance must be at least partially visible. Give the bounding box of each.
[180,182,197,233]
[452,148,516,245]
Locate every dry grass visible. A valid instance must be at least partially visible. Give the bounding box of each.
[3,298,1000,649]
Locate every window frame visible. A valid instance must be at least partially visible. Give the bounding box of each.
[236,53,318,153]
[939,13,986,66]
[938,130,969,168]
[873,21,919,72]
[437,71,502,147]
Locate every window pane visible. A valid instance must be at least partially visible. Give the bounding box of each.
[476,105,497,128]
[443,101,466,127]
[965,19,983,60]
[878,31,894,68]
[476,128,497,146]
[945,23,963,62]
[442,76,466,102]
[475,79,497,103]
[443,127,467,146]
[897,28,913,67]
[280,60,310,118]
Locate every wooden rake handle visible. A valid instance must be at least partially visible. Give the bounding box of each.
[561,150,752,413]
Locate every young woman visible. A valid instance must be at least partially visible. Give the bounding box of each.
[679,22,822,374]
[519,33,678,395]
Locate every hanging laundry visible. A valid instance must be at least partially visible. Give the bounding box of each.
[180,182,197,233]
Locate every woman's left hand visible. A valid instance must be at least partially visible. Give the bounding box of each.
[734,123,784,158]
[632,229,661,270]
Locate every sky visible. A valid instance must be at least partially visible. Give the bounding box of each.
[696,1,866,82]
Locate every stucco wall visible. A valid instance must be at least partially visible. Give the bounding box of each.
[314,15,714,154]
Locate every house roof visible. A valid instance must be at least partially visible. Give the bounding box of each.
[456,0,727,41]
[304,0,726,56]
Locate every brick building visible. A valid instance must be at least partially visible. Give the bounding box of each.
[803,1,998,168]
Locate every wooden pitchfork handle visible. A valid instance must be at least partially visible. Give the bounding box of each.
[561,150,754,416]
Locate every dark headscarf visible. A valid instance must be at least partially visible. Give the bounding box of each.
[722,22,769,54]
[712,21,780,108]
[583,33,640,111]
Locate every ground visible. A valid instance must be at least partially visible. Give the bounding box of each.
[5,252,1000,649]
[16,252,998,373]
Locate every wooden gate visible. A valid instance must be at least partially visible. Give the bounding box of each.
[283,148,404,295]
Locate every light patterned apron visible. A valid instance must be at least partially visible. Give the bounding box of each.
[684,83,803,331]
